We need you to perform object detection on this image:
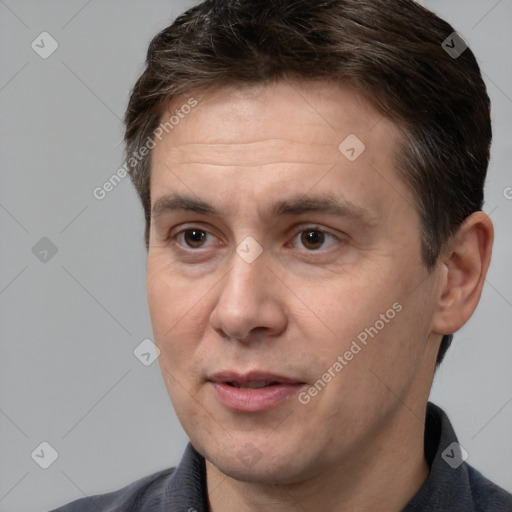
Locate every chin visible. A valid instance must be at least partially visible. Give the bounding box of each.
[214,458,302,485]
[203,440,316,485]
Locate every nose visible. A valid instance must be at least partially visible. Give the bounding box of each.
[209,246,287,343]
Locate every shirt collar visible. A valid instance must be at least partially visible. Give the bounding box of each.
[404,401,473,511]
[165,441,208,511]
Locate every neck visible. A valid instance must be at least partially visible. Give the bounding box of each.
[206,403,430,512]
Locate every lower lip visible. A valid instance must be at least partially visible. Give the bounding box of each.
[209,382,304,412]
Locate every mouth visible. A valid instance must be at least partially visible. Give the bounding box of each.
[224,380,284,389]
[208,370,303,387]
[207,371,306,412]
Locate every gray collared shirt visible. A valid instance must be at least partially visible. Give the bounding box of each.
[49,402,512,511]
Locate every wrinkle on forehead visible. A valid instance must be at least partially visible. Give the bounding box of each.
[161,139,343,168]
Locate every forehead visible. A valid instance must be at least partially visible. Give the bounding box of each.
[159,80,391,148]
[149,80,412,222]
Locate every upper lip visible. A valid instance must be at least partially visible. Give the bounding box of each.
[207,371,304,385]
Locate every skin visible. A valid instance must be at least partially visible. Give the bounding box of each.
[146,79,493,512]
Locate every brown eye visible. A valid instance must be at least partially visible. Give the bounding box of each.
[291,227,339,251]
[181,229,209,248]
[300,230,326,250]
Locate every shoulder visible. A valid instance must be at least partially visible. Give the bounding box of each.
[465,463,512,512]
[48,466,176,511]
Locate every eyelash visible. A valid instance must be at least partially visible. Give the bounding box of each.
[169,225,343,253]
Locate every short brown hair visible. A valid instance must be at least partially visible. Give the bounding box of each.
[124,0,492,367]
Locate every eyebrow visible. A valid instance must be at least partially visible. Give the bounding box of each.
[152,192,378,227]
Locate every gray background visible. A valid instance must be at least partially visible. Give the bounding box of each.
[0,1,510,511]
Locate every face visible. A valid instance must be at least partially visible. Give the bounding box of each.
[147,80,442,484]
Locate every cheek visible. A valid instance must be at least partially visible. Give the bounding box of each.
[311,277,393,342]
[146,252,197,331]
[146,269,177,340]
[304,264,428,376]
[146,255,194,362]
[146,252,216,379]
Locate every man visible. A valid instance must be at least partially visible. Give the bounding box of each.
[51,0,512,510]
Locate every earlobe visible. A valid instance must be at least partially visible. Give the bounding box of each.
[431,211,494,335]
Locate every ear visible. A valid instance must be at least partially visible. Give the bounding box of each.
[431,211,494,336]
